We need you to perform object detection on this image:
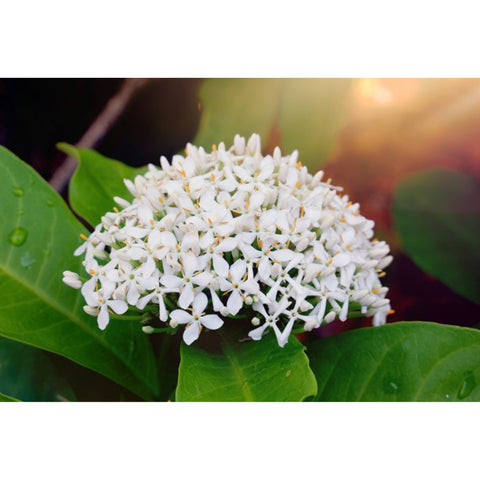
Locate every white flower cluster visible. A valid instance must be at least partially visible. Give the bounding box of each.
[63,134,393,347]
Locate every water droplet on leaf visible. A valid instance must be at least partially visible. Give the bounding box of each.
[7,227,28,246]
[382,376,399,394]
[20,252,36,269]
[457,371,476,400]
[12,186,24,197]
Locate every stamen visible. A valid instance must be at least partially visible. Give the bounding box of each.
[80,233,88,241]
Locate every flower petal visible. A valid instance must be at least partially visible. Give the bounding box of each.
[227,290,243,315]
[192,292,208,314]
[183,322,201,345]
[201,314,224,330]
[170,309,193,324]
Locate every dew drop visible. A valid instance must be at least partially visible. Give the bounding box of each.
[457,371,476,400]
[12,186,24,197]
[382,376,399,394]
[7,227,28,246]
[20,252,36,269]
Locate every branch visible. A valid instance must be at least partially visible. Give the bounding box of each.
[49,78,150,192]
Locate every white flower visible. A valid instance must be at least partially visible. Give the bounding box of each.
[170,293,224,345]
[64,133,393,347]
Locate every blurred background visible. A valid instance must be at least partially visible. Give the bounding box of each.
[1,78,479,339]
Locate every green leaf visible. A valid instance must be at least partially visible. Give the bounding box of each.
[394,169,480,304]
[0,336,76,401]
[278,79,353,170]
[194,79,282,149]
[176,331,317,402]
[0,146,159,400]
[0,392,20,402]
[307,322,480,401]
[194,79,352,169]
[58,143,147,227]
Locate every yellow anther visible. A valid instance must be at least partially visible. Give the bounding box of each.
[388,309,395,315]
[296,161,302,169]
[295,180,300,189]
[372,288,379,294]
[211,173,216,182]
[113,207,119,213]
[299,206,305,218]
[327,259,333,265]
[212,144,217,152]
[150,219,154,226]
[378,272,386,278]
[89,269,96,275]
[346,201,352,208]
[340,216,345,223]
[185,184,191,193]
[158,196,163,203]
[326,178,332,185]
[80,233,88,241]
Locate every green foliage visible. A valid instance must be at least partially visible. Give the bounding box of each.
[0,337,75,401]
[0,146,159,400]
[0,392,19,402]
[307,322,480,401]
[194,78,352,170]
[58,143,147,227]
[176,330,317,401]
[394,169,480,304]
[194,79,282,151]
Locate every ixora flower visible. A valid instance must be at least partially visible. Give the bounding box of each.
[63,134,393,347]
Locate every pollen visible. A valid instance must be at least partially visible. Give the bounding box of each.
[80,233,88,240]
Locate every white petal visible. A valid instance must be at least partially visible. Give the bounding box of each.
[270,249,302,263]
[170,309,193,324]
[160,274,183,289]
[183,322,201,345]
[107,299,128,314]
[179,283,195,308]
[137,205,153,225]
[332,253,351,268]
[248,323,269,341]
[192,292,208,314]
[201,314,224,330]
[181,252,199,277]
[227,290,243,315]
[230,259,246,282]
[97,305,110,330]
[199,230,214,249]
[257,257,272,280]
[216,237,237,252]
[192,272,212,287]
[137,292,155,310]
[213,254,229,277]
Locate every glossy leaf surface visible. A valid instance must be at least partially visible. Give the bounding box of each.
[176,331,317,402]
[307,322,480,401]
[0,146,159,399]
[59,143,147,227]
[394,169,480,304]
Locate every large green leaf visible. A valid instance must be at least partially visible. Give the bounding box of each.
[307,322,480,401]
[0,392,19,402]
[394,169,480,304]
[194,79,282,150]
[0,337,76,401]
[278,79,353,169]
[58,143,147,227]
[194,78,352,170]
[0,146,159,400]
[176,330,317,402]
